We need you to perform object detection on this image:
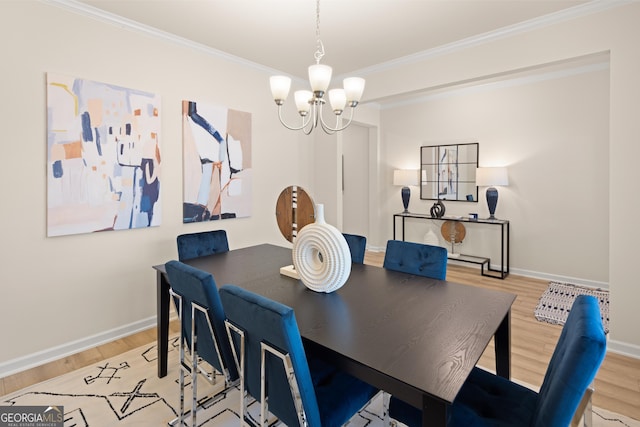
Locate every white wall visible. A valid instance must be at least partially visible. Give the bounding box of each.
[1,0,639,374]
[0,1,315,373]
[381,64,609,284]
[342,123,371,237]
[364,2,640,356]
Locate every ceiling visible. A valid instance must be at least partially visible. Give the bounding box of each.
[73,0,593,82]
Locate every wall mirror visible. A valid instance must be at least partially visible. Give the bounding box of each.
[420,142,479,202]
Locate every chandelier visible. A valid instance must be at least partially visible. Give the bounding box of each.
[269,0,365,135]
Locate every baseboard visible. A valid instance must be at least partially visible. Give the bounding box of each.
[0,317,157,378]
[371,245,610,289]
[509,266,609,290]
[1,261,633,379]
[607,338,640,359]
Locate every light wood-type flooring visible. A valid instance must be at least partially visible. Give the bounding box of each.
[1,252,639,421]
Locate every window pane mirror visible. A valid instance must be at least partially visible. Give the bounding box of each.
[420,142,479,202]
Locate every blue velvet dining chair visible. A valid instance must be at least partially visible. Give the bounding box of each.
[164,260,238,426]
[342,233,367,264]
[388,295,607,427]
[219,284,379,427]
[176,229,229,261]
[383,240,448,280]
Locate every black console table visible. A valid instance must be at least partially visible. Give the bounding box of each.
[393,212,510,279]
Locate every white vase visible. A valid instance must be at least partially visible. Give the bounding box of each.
[423,228,439,246]
[292,204,351,293]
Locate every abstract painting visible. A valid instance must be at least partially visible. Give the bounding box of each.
[47,73,161,237]
[438,147,458,199]
[182,100,252,222]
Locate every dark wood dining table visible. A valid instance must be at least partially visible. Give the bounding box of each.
[153,243,516,427]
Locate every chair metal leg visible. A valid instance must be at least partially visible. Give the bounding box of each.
[584,390,593,427]
[168,286,237,426]
[190,304,198,427]
[225,321,252,426]
[570,385,594,427]
[261,342,308,427]
[169,292,187,427]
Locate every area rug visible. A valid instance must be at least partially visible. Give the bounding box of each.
[0,337,386,426]
[2,337,636,426]
[534,281,610,333]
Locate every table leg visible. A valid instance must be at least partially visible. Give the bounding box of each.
[506,222,510,275]
[422,396,448,427]
[156,271,170,378]
[494,310,511,379]
[393,215,397,240]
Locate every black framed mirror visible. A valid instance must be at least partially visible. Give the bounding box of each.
[420,142,479,202]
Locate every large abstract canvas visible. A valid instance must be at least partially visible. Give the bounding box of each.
[47,73,161,237]
[182,100,252,222]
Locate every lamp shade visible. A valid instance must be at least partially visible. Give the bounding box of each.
[344,77,365,103]
[270,76,291,102]
[476,167,509,187]
[393,169,419,186]
[308,64,332,93]
[294,90,312,114]
[328,88,347,113]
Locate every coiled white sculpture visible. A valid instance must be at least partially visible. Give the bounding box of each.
[292,204,351,293]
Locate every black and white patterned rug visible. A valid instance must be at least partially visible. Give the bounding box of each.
[0,337,385,426]
[534,281,610,333]
[2,335,636,426]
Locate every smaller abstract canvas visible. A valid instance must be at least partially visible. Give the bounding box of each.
[182,100,252,222]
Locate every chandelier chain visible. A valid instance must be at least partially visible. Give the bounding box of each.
[314,0,324,64]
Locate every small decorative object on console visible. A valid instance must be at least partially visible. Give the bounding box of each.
[423,228,440,246]
[441,220,466,258]
[430,200,446,218]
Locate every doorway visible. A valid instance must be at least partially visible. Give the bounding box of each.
[341,123,370,238]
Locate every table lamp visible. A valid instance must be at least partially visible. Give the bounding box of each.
[393,169,419,213]
[476,167,509,219]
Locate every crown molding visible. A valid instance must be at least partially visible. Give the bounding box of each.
[45,0,630,84]
[42,0,285,77]
[353,0,633,77]
[378,59,609,109]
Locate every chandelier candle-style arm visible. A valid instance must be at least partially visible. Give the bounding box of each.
[268,0,365,135]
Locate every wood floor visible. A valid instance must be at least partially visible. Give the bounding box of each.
[364,252,640,422]
[2,252,639,421]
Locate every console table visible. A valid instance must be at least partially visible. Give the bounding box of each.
[393,212,510,279]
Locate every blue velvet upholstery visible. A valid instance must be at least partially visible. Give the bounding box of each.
[389,295,607,427]
[220,284,378,427]
[176,230,229,261]
[342,233,367,264]
[383,240,448,280]
[164,260,237,381]
[530,295,607,427]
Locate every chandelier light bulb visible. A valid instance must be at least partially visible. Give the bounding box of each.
[328,89,347,114]
[294,90,313,116]
[270,76,292,104]
[344,77,365,105]
[308,64,332,96]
